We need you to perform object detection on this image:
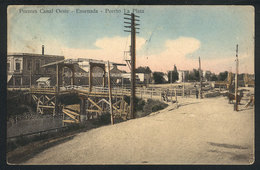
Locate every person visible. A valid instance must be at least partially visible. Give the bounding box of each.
[195,86,199,99]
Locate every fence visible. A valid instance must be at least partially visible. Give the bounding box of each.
[7,126,70,143]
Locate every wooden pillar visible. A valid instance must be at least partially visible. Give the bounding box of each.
[62,67,65,86]
[56,64,59,93]
[62,106,64,127]
[89,64,92,92]
[107,61,114,125]
[13,76,15,86]
[175,88,178,108]
[86,99,90,120]
[71,66,75,86]
[54,95,58,116]
[171,89,173,102]
[103,68,106,88]
[80,97,86,115]
[182,84,185,97]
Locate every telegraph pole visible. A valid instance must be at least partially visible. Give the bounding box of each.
[234,44,239,111]
[124,13,140,119]
[199,57,203,99]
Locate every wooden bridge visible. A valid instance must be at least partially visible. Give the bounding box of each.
[28,59,132,125]
[30,85,131,126]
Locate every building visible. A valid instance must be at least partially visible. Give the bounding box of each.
[177,70,189,83]
[7,51,65,86]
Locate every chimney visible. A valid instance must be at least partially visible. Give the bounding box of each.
[42,45,44,55]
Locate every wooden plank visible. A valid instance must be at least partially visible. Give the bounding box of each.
[44,95,55,105]
[38,105,55,108]
[112,105,120,113]
[87,109,101,112]
[32,95,38,102]
[112,99,122,107]
[63,109,77,120]
[65,104,80,112]
[96,98,109,105]
[88,98,102,111]
[38,95,44,104]
[63,108,80,116]
[63,120,79,123]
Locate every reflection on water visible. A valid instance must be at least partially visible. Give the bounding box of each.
[7,117,63,138]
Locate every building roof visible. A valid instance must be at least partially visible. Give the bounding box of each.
[8,53,64,58]
[36,77,51,82]
[110,65,126,74]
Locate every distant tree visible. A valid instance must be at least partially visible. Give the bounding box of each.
[194,69,200,81]
[168,65,179,83]
[205,71,211,81]
[185,69,200,81]
[218,71,228,81]
[210,74,218,81]
[136,66,152,74]
[153,72,165,84]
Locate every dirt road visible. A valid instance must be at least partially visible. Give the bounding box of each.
[24,96,254,165]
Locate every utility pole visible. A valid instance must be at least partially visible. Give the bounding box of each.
[124,13,140,119]
[235,44,239,111]
[199,57,203,99]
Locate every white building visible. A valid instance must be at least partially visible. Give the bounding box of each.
[177,70,189,83]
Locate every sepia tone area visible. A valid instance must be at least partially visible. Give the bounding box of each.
[7,6,254,164]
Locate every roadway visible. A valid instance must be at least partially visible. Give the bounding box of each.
[24,96,254,165]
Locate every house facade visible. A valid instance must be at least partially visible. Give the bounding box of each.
[177,70,189,83]
[7,53,64,86]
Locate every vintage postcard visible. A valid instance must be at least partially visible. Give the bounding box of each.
[7,5,254,165]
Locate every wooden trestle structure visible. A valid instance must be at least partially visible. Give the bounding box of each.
[30,59,130,126]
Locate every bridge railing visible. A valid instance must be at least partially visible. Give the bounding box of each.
[30,86,57,93]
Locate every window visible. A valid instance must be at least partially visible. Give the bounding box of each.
[16,62,21,71]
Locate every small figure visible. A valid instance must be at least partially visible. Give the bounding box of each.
[195,86,199,99]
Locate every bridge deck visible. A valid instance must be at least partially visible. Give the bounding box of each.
[30,86,131,97]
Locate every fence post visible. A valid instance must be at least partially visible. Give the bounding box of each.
[175,88,178,108]
[171,89,173,103]
[160,90,162,101]
[182,85,185,97]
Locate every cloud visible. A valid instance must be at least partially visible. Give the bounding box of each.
[137,37,201,72]
[201,52,254,74]
[137,36,254,74]
[62,36,145,63]
[8,35,253,74]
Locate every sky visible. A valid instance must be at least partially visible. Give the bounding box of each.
[7,5,254,74]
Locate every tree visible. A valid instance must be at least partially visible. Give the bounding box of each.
[210,74,218,81]
[153,72,165,84]
[218,71,228,81]
[204,71,211,81]
[136,66,152,74]
[168,65,179,83]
